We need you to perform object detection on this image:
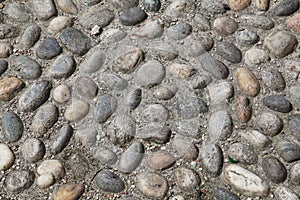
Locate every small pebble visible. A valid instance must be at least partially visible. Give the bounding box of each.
[5,170,35,193]
[10,55,42,80]
[286,13,300,32]
[20,24,41,49]
[200,143,223,177]
[126,88,142,110]
[118,142,144,173]
[153,85,177,100]
[37,160,65,180]
[64,100,90,122]
[0,77,24,101]
[94,94,118,123]
[20,138,45,163]
[165,23,192,40]
[53,84,71,103]
[236,95,252,124]
[93,146,118,166]
[137,123,171,144]
[49,124,73,155]
[240,130,272,149]
[53,183,84,200]
[228,143,258,165]
[212,186,240,200]
[57,0,78,14]
[275,140,300,163]
[74,76,98,99]
[208,110,233,141]
[168,63,194,78]
[290,162,300,185]
[255,0,269,11]
[101,73,128,91]
[256,112,283,136]
[143,0,161,12]
[48,16,72,33]
[147,150,176,170]
[95,171,125,193]
[262,68,286,91]
[229,0,251,10]
[31,0,56,21]
[172,134,199,161]
[262,157,287,183]
[271,0,299,16]
[2,112,24,143]
[214,17,238,36]
[0,143,14,171]
[143,104,169,123]
[0,42,12,58]
[36,37,62,60]
[263,95,293,113]
[119,7,147,26]
[236,68,260,97]
[216,42,242,63]
[174,167,201,193]
[37,173,55,189]
[274,186,300,200]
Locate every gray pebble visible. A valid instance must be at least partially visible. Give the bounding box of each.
[94,94,118,123]
[10,55,41,80]
[31,0,56,21]
[36,37,61,60]
[75,127,97,148]
[149,41,178,60]
[192,72,212,89]
[118,142,144,173]
[208,110,233,141]
[119,7,147,26]
[4,2,31,22]
[101,73,128,91]
[175,120,202,138]
[5,170,35,193]
[174,167,201,193]
[263,95,292,113]
[2,112,23,143]
[200,56,229,80]
[165,23,192,40]
[216,42,242,63]
[111,0,139,11]
[272,0,299,16]
[57,0,78,15]
[200,143,223,177]
[165,0,195,18]
[256,112,283,136]
[241,15,275,30]
[133,19,163,39]
[95,171,125,193]
[74,76,98,99]
[288,114,300,141]
[137,123,171,144]
[191,14,211,31]
[240,130,272,149]
[0,60,7,75]
[262,156,287,183]
[77,0,101,6]
[143,0,161,12]
[79,8,114,30]
[93,146,118,166]
[50,124,73,155]
[274,186,300,200]
[179,35,214,57]
[236,29,259,46]
[213,16,238,36]
[101,29,127,43]
[153,85,177,100]
[276,140,300,162]
[20,138,45,163]
[172,134,199,161]
[49,55,75,78]
[52,84,71,104]
[60,27,91,55]
[0,24,19,39]
[143,104,169,123]
[212,186,240,200]
[290,162,300,185]
[200,0,226,14]
[289,85,300,109]
[228,143,258,165]
[80,50,106,73]
[178,96,208,119]
[20,24,41,49]
[208,80,234,106]
[262,68,286,91]
[126,88,142,110]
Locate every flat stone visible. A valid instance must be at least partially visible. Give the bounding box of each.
[216,42,242,63]
[147,150,175,170]
[214,17,238,36]
[60,27,91,55]
[5,170,35,193]
[236,29,259,46]
[240,130,272,149]
[236,95,252,124]
[0,77,24,101]
[275,186,300,200]
[101,73,128,91]
[2,112,24,143]
[80,49,106,73]
[262,68,286,91]
[119,7,147,26]
[287,13,300,32]
[20,24,41,49]
[255,0,269,11]
[48,16,72,33]
[200,143,223,177]
[31,0,56,21]
[229,0,251,10]
[200,56,229,80]
[0,144,14,171]
[143,0,161,12]
[174,167,201,193]
[241,15,275,30]
[228,143,258,165]
[178,96,208,119]
[224,164,270,197]
[164,0,195,18]
[208,110,233,141]
[275,140,300,162]
[166,23,192,40]
[271,0,299,16]
[289,114,300,141]
[126,88,142,110]
[244,48,269,66]
[64,100,90,122]
[95,171,125,193]
[48,55,75,78]
[256,112,283,136]
[168,63,194,78]
[136,172,168,199]
[93,146,118,166]
[208,80,234,106]
[20,138,45,163]
[212,186,240,200]
[36,37,61,60]
[0,43,12,58]
[53,184,84,200]
[264,31,298,58]
[53,84,71,104]
[37,159,65,180]
[118,142,144,173]
[4,2,31,22]
[94,94,118,123]
[143,104,169,123]
[133,19,163,39]
[263,95,293,113]
[0,24,19,39]
[153,85,177,100]
[74,76,98,99]
[290,162,300,185]
[10,55,42,80]
[49,124,73,155]
[37,173,55,189]
[172,134,199,161]
[57,0,78,14]
[236,68,260,97]
[79,7,114,30]
[75,127,97,148]
[262,157,287,183]
[137,123,171,144]
[32,103,58,135]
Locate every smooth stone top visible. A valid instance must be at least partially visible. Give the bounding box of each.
[20,138,45,163]
[31,0,56,21]
[10,55,42,80]
[79,7,114,30]
[212,186,240,200]
[275,186,300,200]
[37,159,65,180]
[95,171,125,193]
[49,124,73,155]
[208,110,233,141]
[2,112,24,143]
[216,42,242,63]
[200,143,223,177]
[147,150,176,170]
[0,77,24,101]
[94,94,118,123]
[275,140,300,162]
[263,95,292,113]
[0,143,14,171]
[262,157,287,183]
[49,55,75,78]
[36,37,61,60]
[289,114,300,142]
[118,142,144,173]
[20,24,41,49]
[119,7,147,26]
[174,167,201,193]
[271,0,299,16]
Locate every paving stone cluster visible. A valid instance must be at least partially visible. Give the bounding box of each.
[0,0,300,199]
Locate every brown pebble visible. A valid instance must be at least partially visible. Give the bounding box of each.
[0,77,24,101]
[255,0,269,11]
[236,68,260,97]
[229,0,251,10]
[147,150,176,170]
[236,95,252,124]
[214,17,238,36]
[168,63,194,78]
[53,183,84,200]
[286,13,300,33]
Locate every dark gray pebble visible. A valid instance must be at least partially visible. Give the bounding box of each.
[50,124,73,155]
[262,68,286,91]
[20,24,41,49]
[143,0,161,12]
[236,29,259,46]
[216,42,242,63]
[200,143,223,177]
[137,123,171,144]
[272,0,299,16]
[49,55,75,78]
[36,37,61,60]
[95,171,125,193]
[212,186,240,200]
[10,55,41,80]
[119,7,147,26]
[200,56,229,79]
[165,23,192,40]
[288,114,300,141]
[2,112,23,143]
[0,24,19,39]
[0,60,8,75]
[101,73,128,91]
[262,157,287,183]
[94,94,118,123]
[276,140,300,162]
[5,170,35,193]
[178,97,208,119]
[263,95,292,113]
[126,88,142,110]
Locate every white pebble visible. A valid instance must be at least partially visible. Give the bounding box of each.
[0,144,14,171]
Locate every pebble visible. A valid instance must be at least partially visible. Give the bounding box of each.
[172,134,199,161]
[53,84,71,103]
[0,60,7,75]
[126,88,142,110]
[275,140,300,162]
[178,96,208,119]
[37,160,65,180]
[48,16,72,33]
[49,54,75,78]
[212,186,240,200]
[289,114,300,141]
[0,24,19,39]
[4,2,30,22]
[165,23,192,40]
[60,27,91,55]
[119,7,147,26]
[143,104,169,123]
[53,184,84,200]
[228,143,258,165]
[263,95,292,113]
[0,43,12,58]
[274,186,300,200]
[75,128,97,148]
[264,31,298,58]
[192,72,212,89]
[0,143,14,171]
[147,150,175,170]
[93,146,118,166]
[289,85,300,109]
[208,80,234,106]
[200,56,229,80]
[214,17,238,36]
[135,60,165,88]
[2,112,24,143]
[80,49,106,73]
[179,35,214,57]
[271,0,299,16]
[133,19,163,39]
[236,29,259,46]
[208,110,233,141]
[31,0,56,21]
[136,172,168,198]
[153,85,177,100]
[241,15,275,30]
[36,37,61,60]
[286,13,300,32]
[165,0,195,18]
[240,130,272,149]
[64,100,90,122]
[137,123,171,144]
[236,95,252,124]
[37,173,55,189]
[175,120,202,138]
[168,63,194,78]
[216,42,242,63]
[20,138,45,163]
[74,76,98,98]
[229,0,251,10]
[100,29,127,43]
[94,94,118,123]
[200,143,223,177]
[174,167,201,193]
[32,103,59,135]
[101,73,128,91]
[149,41,178,60]
[20,24,41,49]
[95,171,125,193]
[256,112,283,136]
[113,45,143,74]
[10,55,42,80]
[200,0,226,14]
[111,0,139,11]
[80,0,102,6]
[143,0,161,12]
[262,68,286,91]
[5,170,35,193]
[57,0,78,15]
[255,0,269,11]
[244,48,269,66]
[50,124,73,155]
[192,14,211,31]
[224,164,270,197]
[0,77,24,101]
[262,157,287,183]
[107,114,136,146]
[290,162,300,185]
[79,7,114,30]
[236,68,260,97]
[118,142,144,173]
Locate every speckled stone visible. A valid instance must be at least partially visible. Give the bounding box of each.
[37,160,65,180]
[53,184,84,200]
[10,55,42,80]
[5,170,35,193]
[64,100,90,122]
[118,142,144,173]
[228,143,258,165]
[0,77,24,101]
[275,140,300,163]
[256,112,283,136]
[216,42,242,63]
[95,171,125,193]
[20,24,41,48]
[94,94,118,123]
[174,167,201,193]
[147,150,176,170]
[79,7,114,30]
[36,37,61,60]
[49,124,73,155]
[20,138,45,163]
[200,143,223,177]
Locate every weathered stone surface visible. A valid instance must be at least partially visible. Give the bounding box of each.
[200,143,223,177]
[271,0,299,16]
[256,112,283,136]
[94,94,118,123]
[21,24,41,48]
[263,95,293,113]
[168,63,194,78]
[236,96,252,124]
[274,186,300,200]
[64,101,90,122]
[137,123,171,144]
[147,150,175,170]
[0,77,24,101]
[174,167,201,193]
[74,76,98,98]
[79,7,114,30]
[2,112,24,143]
[212,186,240,200]
[287,13,300,32]
[5,170,35,193]
[49,124,73,155]
[240,130,272,149]
[200,57,229,80]
[228,143,258,165]
[31,0,56,21]
[216,42,242,63]
[229,0,251,10]
[95,171,125,193]
[208,111,233,141]
[214,17,238,36]
[118,142,144,173]
[57,0,78,15]
[49,55,75,78]
[262,157,287,183]
[53,184,84,200]
[119,7,147,26]
[20,138,45,163]
[37,160,65,180]
[93,146,117,166]
[276,140,300,162]
[10,55,42,80]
